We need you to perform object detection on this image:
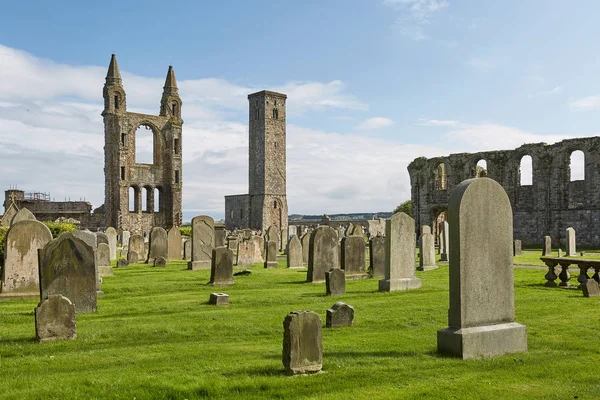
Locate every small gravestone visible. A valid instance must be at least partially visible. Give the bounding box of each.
[147,227,168,263]
[282,311,322,375]
[301,233,310,266]
[418,226,438,271]
[105,227,118,260]
[513,239,522,256]
[582,279,600,297]
[236,240,255,267]
[121,230,130,248]
[287,235,303,268]
[209,247,234,286]
[167,227,183,261]
[369,236,386,278]
[558,248,563,257]
[215,226,227,247]
[440,221,449,261]
[264,240,278,268]
[341,236,367,278]
[183,239,192,260]
[542,236,552,256]
[34,294,76,342]
[154,256,167,267]
[350,225,364,237]
[188,216,215,270]
[566,227,576,256]
[266,225,279,244]
[117,258,128,268]
[127,250,138,265]
[96,243,114,277]
[128,235,145,260]
[97,232,109,246]
[307,226,339,283]
[209,293,229,306]
[10,208,36,225]
[326,302,354,328]
[325,268,345,296]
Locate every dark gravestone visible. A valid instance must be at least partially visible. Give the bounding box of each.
[128,235,145,260]
[582,279,600,297]
[117,258,129,268]
[326,302,354,328]
[147,227,168,263]
[127,250,138,265]
[286,235,303,268]
[513,239,522,256]
[282,311,322,375]
[341,236,367,278]
[209,247,234,286]
[264,240,278,268]
[325,268,346,296]
[153,256,167,268]
[369,236,386,278]
[34,294,76,342]
[307,226,339,283]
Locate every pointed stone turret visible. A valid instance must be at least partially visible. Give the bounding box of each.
[102,54,126,115]
[163,66,178,93]
[105,54,122,86]
[160,65,181,118]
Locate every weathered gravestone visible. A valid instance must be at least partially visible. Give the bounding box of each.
[105,227,118,260]
[341,236,367,279]
[437,178,527,359]
[288,225,298,240]
[10,208,36,225]
[73,230,97,252]
[558,248,563,257]
[307,226,339,283]
[582,279,600,297]
[266,225,279,244]
[117,258,128,268]
[97,232,109,246]
[154,256,167,268]
[440,221,449,261]
[280,229,286,252]
[209,247,234,286]
[513,239,522,256]
[418,226,437,271]
[542,236,552,256]
[287,235,303,268]
[38,233,97,314]
[188,216,215,270]
[350,225,364,237]
[344,223,354,237]
[127,250,139,265]
[215,226,227,248]
[121,230,130,249]
[566,227,576,256]
[379,213,422,292]
[369,236,386,278]
[282,311,322,375]
[167,227,183,261]
[227,236,238,251]
[264,240,278,268]
[96,243,114,277]
[326,302,354,328]
[326,268,345,296]
[34,294,76,342]
[1,220,53,299]
[438,232,444,255]
[252,235,265,263]
[236,240,255,268]
[147,227,168,263]
[301,233,310,266]
[209,292,229,306]
[183,239,191,260]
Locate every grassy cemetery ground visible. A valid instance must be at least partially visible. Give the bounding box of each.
[514,249,600,267]
[1,256,599,399]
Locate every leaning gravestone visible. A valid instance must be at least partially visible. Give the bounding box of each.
[188,216,215,270]
[341,236,367,279]
[301,233,310,266]
[147,227,168,263]
[307,226,339,283]
[326,302,354,328]
[34,294,76,342]
[418,226,437,271]
[0,219,53,299]
[264,240,278,268]
[39,232,97,314]
[105,227,118,260]
[96,243,114,277]
[10,208,36,225]
[437,177,527,359]
[513,239,522,256]
[582,279,600,297]
[379,213,421,292]
[566,227,576,256]
[369,236,386,278]
[542,235,552,256]
[209,247,234,286]
[287,235,303,268]
[326,268,345,296]
[282,311,322,375]
[440,221,449,261]
[167,227,183,261]
[236,240,255,268]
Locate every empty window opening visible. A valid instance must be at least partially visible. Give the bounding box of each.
[154,188,161,212]
[274,201,278,209]
[476,159,488,178]
[172,103,177,116]
[230,210,234,219]
[114,95,119,109]
[435,163,447,190]
[135,125,154,164]
[255,109,259,120]
[240,208,244,219]
[570,150,585,181]
[120,167,125,180]
[141,187,149,212]
[121,133,126,145]
[174,138,179,154]
[274,141,277,149]
[273,109,279,119]
[520,155,533,186]
[175,170,180,184]
[128,187,137,212]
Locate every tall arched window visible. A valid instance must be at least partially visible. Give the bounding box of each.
[435,163,447,190]
[128,186,137,212]
[570,150,585,181]
[274,201,278,209]
[141,187,149,212]
[476,159,488,178]
[273,109,279,119]
[135,125,154,164]
[154,188,161,212]
[520,155,533,186]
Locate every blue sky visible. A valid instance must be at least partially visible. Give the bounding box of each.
[1,1,600,221]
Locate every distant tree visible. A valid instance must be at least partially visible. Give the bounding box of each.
[393,200,412,217]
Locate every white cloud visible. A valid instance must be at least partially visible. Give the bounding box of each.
[418,118,460,127]
[528,85,563,98]
[355,117,395,130]
[568,95,600,111]
[383,0,449,41]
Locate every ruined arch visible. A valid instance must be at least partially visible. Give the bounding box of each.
[519,155,533,186]
[154,186,163,212]
[434,162,447,190]
[569,149,585,181]
[128,185,139,213]
[475,158,488,178]
[134,124,156,164]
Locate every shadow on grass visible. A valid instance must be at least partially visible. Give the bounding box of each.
[0,336,37,345]
[326,350,426,359]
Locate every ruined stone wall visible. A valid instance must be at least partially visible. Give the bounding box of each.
[224,194,250,230]
[408,137,600,247]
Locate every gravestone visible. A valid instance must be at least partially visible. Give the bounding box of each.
[438,232,444,255]
[301,233,310,266]
[11,208,36,225]
[582,279,600,297]
[287,235,303,268]
[0,220,53,299]
[350,225,364,237]
[558,248,563,257]
[236,240,255,267]
[215,226,227,247]
[73,230,97,252]
[326,268,345,296]
[264,240,278,268]
[117,258,128,268]
[227,236,238,251]
[121,230,130,248]
[96,243,114,277]
[128,235,145,259]
[147,227,168,263]
[418,226,437,271]
[369,236,386,278]
[154,256,167,267]
[252,235,265,263]
[266,225,279,244]
[127,250,138,265]
[437,178,527,359]
[183,239,192,260]
[513,240,522,256]
[288,225,298,240]
[307,226,339,283]
[34,294,76,342]
[344,223,354,237]
[209,293,229,306]
[542,236,552,256]
[39,232,97,314]
[566,227,576,256]
[188,216,215,270]
[97,232,109,246]
[167,227,183,261]
[341,236,367,278]
[209,247,234,286]
[282,311,322,375]
[379,213,422,292]
[105,227,118,260]
[241,229,253,240]
[326,302,354,328]
[280,229,286,252]
[440,221,449,261]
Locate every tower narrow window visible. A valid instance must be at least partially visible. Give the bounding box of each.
[120,167,125,180]
[128,187,137,212]
[570,150,585,181]
[114,95,119,109]
[273,109,278,119]
[141,187,149,212]
[154,188,161,212]
[274,201,278,209]
[520,155,533,186]
[240,208,244,219]
[135,125,154,164]
[174,138,179,155]
[175,170,180,184]
[172,103,177,116]
[121,133,126,145]
[255,109,259,120]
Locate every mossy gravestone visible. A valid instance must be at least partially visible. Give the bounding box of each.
[282,311,322,375]
[128,235,145,261]
[307,226,339,283]
[10,208,36,225]
[38,233,97,314]
[96,243,113,277]
[35,294,76,342]
[437,178,527,359]
[369,236,386,278]
[209,247,234,286]
[188,216,215,270]
[341,236,367,278]
[147,227,168,264]
[264,240,278,268]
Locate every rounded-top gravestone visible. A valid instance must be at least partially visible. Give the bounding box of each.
[307,226,339,283]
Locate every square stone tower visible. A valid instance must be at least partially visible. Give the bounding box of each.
[225,90,288,234]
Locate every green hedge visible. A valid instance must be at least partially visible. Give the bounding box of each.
[42,222,77,238]
[179,226,191,237]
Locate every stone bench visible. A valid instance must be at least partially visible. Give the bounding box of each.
[540,257,600,287]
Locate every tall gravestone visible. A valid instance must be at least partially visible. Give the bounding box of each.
[307,226,339,283]
[280,229,286,252]
[147,227,168,264]
[252,235,265,263]
[437,178,527,359]
[566,227,576,256]
[10,208,36,225]
[236,240,255,268]
[288,225,298,240]
[438,232,443,255]
[121,230,130,249]
[188,216,215,270]
[301,233,310,266]
[183,239,191,260]
[542,235,552,256]
[440,221,449,261]
[378,213,421,292]
[167,227,183,261]
[105,227,118,260]
[38,233,97,314]
[369,236,386,278]
[341,236,367,279]
[96,243,114,277]
[282,311,323,375]
[287,235,303,268]
[264,240,278,268]
[1,220,53,299]
[418,226,437,271]
[209,247,234,286]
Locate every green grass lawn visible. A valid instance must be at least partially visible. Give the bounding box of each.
[1,259,599,399]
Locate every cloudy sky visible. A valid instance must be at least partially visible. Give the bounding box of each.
[2,0,600,221]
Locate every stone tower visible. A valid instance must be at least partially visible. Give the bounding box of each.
[225,90,288,234]
[102,54,183,234]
